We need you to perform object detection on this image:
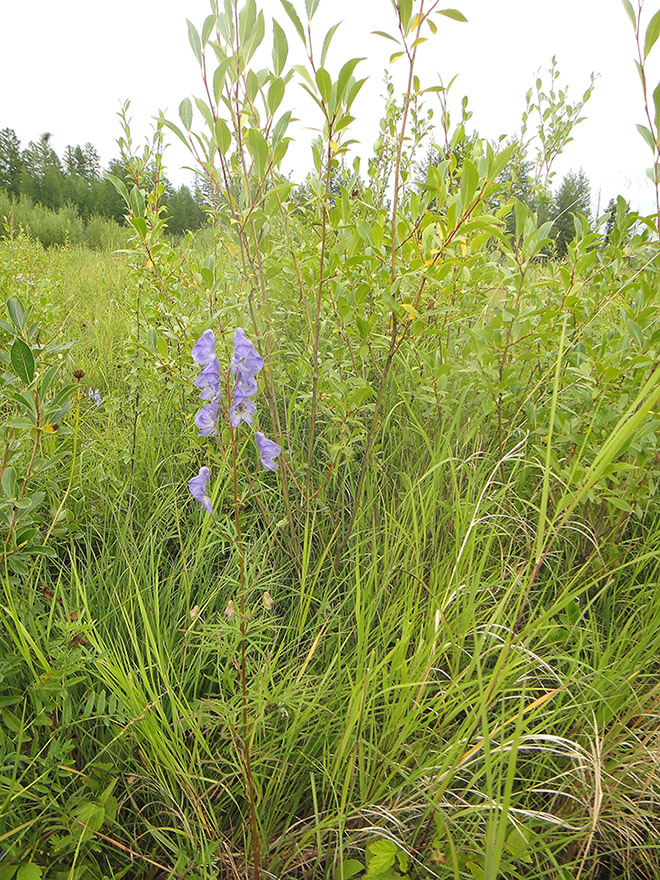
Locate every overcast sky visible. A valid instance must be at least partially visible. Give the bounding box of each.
[1,0,659,213]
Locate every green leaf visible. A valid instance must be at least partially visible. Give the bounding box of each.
[636,123,657,152]
[11,338,35,384]
[305,0,322,19]
[336,57,364,104]
[179,97,193,131]
[438,8,468,22]
[316,67,332,102]
[644,9,660,58]
[202,13,216,44]
[622,0,636,29]
[279,0,306,44]
[372,29,399,44]
[268,77,285,113]
[653,81,660,133]
[335,859,364,880]
[321,21,342,67]
[186,18,202,64]
[398,0,413,33]
[272,19,289,75]
[16,865,42,880]
[1,467,17,500]
[7,296,26,332]
[245,128,269,177]
[460,158,479,207]
[356,314,372,338]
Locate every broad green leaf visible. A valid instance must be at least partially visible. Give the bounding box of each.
[316,67,332,102]
[243,9,265,61]
[186,18,202,64]
[644,9,660,58]
[438,8,468,22]
[179,97,193,131]
[268,77,285,113]
[17,865,42,880]
[272,19,289,75]
[272,110,292,146]
[214,119,231,153]
[622,0,636,29]
[321,20,342,67]
[279,0,306,44]
[7,296,26,332]
[238,0,257,47]
[356,314,372,338]
[1,467,17,500]
[11,338,35,384]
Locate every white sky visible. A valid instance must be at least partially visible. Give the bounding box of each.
[1,0,659,213]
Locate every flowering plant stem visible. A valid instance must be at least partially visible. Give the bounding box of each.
[230,424,261,880]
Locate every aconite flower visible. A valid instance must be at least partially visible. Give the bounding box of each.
[192,329,220,401]
[88,387,102,407]
[229,381,257,427]
[254,432,281,471]
[195,398,220,437]
[188,466,213,515]
[231,328,263,386]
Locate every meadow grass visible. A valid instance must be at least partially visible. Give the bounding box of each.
[1,230,660,879]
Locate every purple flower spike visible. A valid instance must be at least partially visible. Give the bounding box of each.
[231,328,264,385]
[192,329,217,366]
[195,399,220,436]
[254,432,282,471]
[188,466,213,515]
[192,330,221,401]
[230,383,257,427]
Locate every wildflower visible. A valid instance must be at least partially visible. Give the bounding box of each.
[188,466,213,515]
[192,329,220,401]
[88,387,102,407]
[229,381,257,427]
[231,328,263,385]
[195,398,220,437]
[254,432,282,471]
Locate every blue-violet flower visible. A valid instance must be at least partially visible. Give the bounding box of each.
[195,399,220,437]
[229,382,257,427]
[254,432,282,471]
[231,328,263,385]
[188,466,213,515]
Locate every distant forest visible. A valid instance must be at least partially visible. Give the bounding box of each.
[0,128,207,236]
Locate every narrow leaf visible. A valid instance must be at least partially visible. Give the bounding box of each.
[653,80,660,132]
[305,0,322,19]
[321,21,342,67]
[636,123,657,152]
[438,8,468,22]
[279,0,306,44]
[371,30,400,44]
[621,0,636,29]
[187,19,203,64]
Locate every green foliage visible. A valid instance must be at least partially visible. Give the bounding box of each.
[1,1,660,879]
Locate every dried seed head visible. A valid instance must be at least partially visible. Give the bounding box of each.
[224,599,236,622]
[262,591,274,610]
[73,369,85,381]
[190,604,201,621]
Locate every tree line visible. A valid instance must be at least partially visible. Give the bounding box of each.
[0,128,208,236]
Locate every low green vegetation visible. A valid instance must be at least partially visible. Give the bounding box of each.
[2,1,660,879]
